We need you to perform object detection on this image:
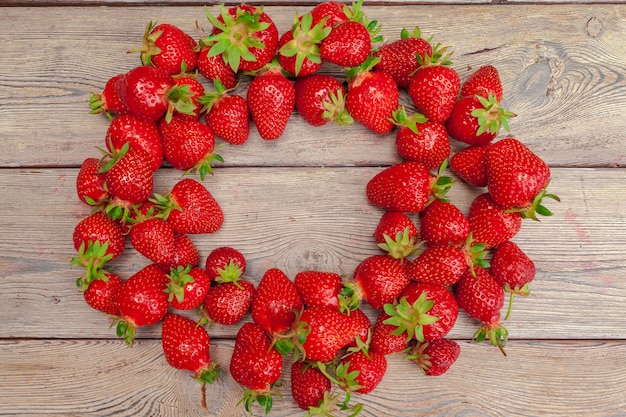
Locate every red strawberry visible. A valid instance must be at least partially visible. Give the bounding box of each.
[310,1,349,28]
[366,161,453,213]
[230,322,283,415]
[392,106,450,171]
[490,240,536,320]
[202,278,255,326]
[129,217,175,264]
[160,233,200,270]
[76,157,108,207]
[373,26,433,89]
[130,22,198,75]
[455,266,508,354]
[246,61,295,140]
[372,211,420,261]
[468,192,522,249]
[370,311,408,355]
[251,268,303,337]
[383,282,458,342]
[486,137,559,219]
[200,79,250,145]
[409,338,460,376]
[407,244,468,286]
[172,74,204,121]
[338,350,387,394]
[83,272,123,315]
[320,21,370,67]
[449,144,490,187]
[345,57,399,134]
[165,265,211,311]
[460,64,503,102]
[159,116,222,180]
[408,45,460,123]
[103,144,154,206]
[205,246,247,282]
[419,200,470,247]
[278,13,330,77]
[105,114,163,172]
[294,270,344,310]
[196,40,238,89]
[204,4,279,73]
[161,313,219,384]
[294,74,353,127]
[290,361,331,411]
[347,307,372,348]
[90,73,129,117]
[113,264,169,346]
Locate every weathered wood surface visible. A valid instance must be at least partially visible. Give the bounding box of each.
[0,2,625,417]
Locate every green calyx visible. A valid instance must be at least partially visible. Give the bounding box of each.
[416,42,453,69]
[429,158,456,204]
[471,93,516,136]
[127,20,163,66]
[197,78,234,113]
[405,341,432,376]
[164,83,198,123]
[345,0,383,45]
[377,226,422,262]
[390,106,428,135]
[304,389,363,417]
[196,361,221,385]
[239,384,282,416]
[346,54,381,81]
[149,191,182,222]
[508,183,561,221]
[114,319,136,347]
[186,143,225,181]
[474,322,508,356]
[503,283,531,321]
[71,240,113,291]
[337,282,363,314]
[279,12,331,76]
[164,265,196,304]
[463,232,491,277]
[215,259,244,287]
[322,88,354,126]
[383,292,440,343]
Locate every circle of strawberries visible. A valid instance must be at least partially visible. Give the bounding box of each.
[73,1,560,415]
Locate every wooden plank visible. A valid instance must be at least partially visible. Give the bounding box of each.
[0,338,624,417]
[0,166,624,340]
[0,5,625,167]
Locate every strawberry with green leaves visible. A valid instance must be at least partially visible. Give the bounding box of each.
[202,274,255,326]
[172,73,204,121]
[372,211,420,261]
[205,246,247,282]
[165,265,211,311]
[104,114,163,172]
[278,12,331,77]
[449,144,490,187]
[338,348,387,394]
[294,74,353,127]
[294,270,344,310]
[419,200,470,247]
[468,192,522,249]
[291,361,341,414]
[89,73,129,117]
[82,272,123,316]
[200,79,250,145]
[76,157,109,207]
[408,338,460,376]
[460,64,503,101]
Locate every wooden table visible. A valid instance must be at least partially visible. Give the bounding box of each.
[1,1,625,416]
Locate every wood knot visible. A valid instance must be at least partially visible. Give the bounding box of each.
[586,16,603,38]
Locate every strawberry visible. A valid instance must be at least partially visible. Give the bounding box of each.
[408,338,460,376]
[278,12,330,77]
[204,246,247,282]
[345,57,399,134]
[104,114,163,172]
[159,116,222,180]
[320,20,371,68]
[338,350,387,394]
[290,361,331,411]
[392,106,450,171]
[490,240,536,320]
[230,322,283,415]
[486,137,559,219]
[76,157,108,206]
[196,39,238,89]
[113,264,169,346]
[455,266,508,354]
[203,4,279,73]
[372,211,420,261]
[200,79,250,145]
[460,64,503,102]
[347,307,372,348]
[468,192,522,249]
[160,233,200,270]
[373,26,433,89]
[246,60,295,140]
[366,160,454,213]
[103,144,154,208]
[383,282,458,342]
[294,270,344,310]
[251,268,303,337]
[153,178,224,235]
[172,73,204,121]
[407,244,468,286]
[449,144,490,187]
[408,44,460,123]
[294,74,353,127]
[129,21,198,75]
[161,313,219,384]
[129,217,175,264]
[165,265,211,311]
[82,272,123,315]
[445,94,515,146]
[370,311,408,355]
[202,277,255,326]
[89,73,129,117]
[419,200,470,247]
[310,1,349,28]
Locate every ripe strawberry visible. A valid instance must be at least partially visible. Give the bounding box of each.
[310,1,349,28]
[153,178,224,235]
[160,233,200,270]
[200,79,250,145]
[345,57,399,134]
[347,307,372,348]
[373,26,433,89]
[338,350,387,394]
[449,144,490,187]
[456,266,508,354]
[76,157,108,206]
[104,114,163,172]
[490,240,536,320]
[172,73,204,121]
[419,200,470,247]
[294,74,353,127]
[468,192,522,249]
[161,313,219,384]
[408,338,460,376]
[408,44,460,123]
[82,272,123,315]
[383,282,458,342]
[113,264,169,346]
[246,61,295,140]
[230,322,283,415]
[159,116,222,180]
[165,265,211,311]
[129,217,175,264]
[205,246,247,282]
[130,21,198,75]
[290,361,331,411]
[103,144,154,207]
[460,64,503,102]
[445,94,515,146]
[196,39,238,89]
[294,270,344,310]
[486,137,559,219]
[251,268,303,337]
[89,73,129,117]
[407,244,468,286]
[370,311,408,355]
[278,13,330,77]
[320,20,371,68]
[366,161,454,213]
[203,4,279,73]
[202,277,255,326]
[392,106,450,171]
[372,211,420,261]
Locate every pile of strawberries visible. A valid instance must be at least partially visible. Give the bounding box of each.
[71,1,560,415]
